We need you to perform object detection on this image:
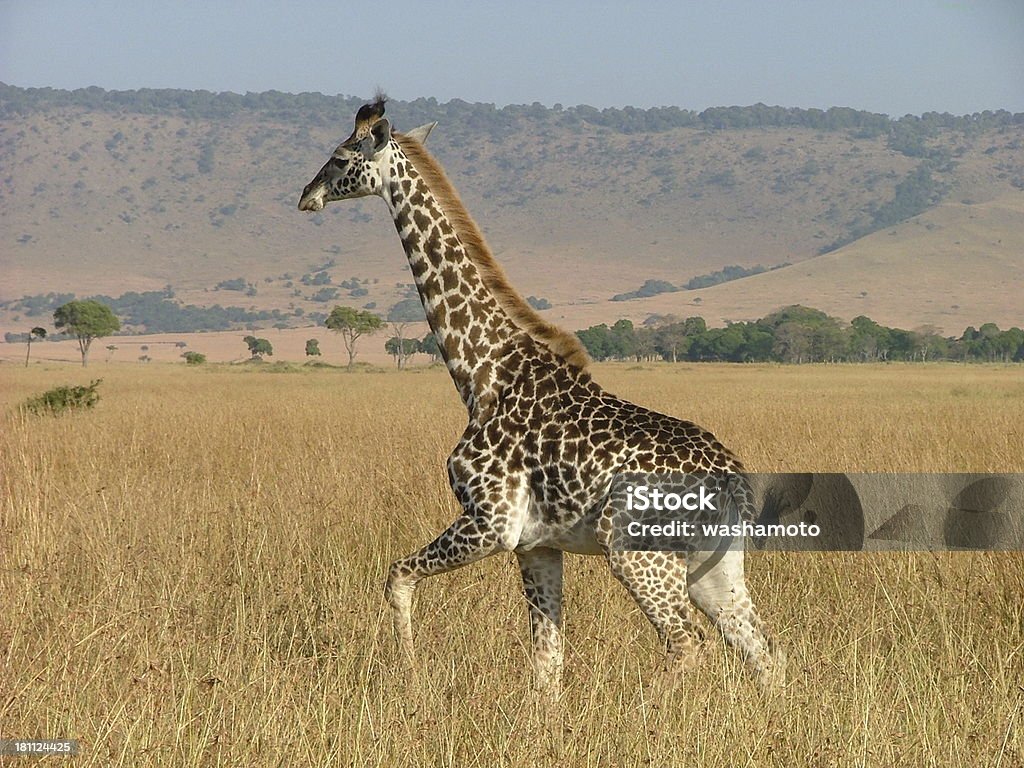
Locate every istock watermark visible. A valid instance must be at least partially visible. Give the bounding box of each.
[607,472,1024,552]
[625,483,720,513]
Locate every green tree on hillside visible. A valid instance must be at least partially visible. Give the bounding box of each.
[53,300,120,367]
[325,306,383,369]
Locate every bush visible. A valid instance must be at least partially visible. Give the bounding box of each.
[22,380,102,415]
[310,287,340,303]
[182,351,207,365]
[612,279,678,302]
[215,277,249,291]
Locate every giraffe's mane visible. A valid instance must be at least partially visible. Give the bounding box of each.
[394,132,590,370]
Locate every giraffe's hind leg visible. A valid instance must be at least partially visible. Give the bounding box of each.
[687,547,786,689]
[517,547,564,701]
[606,550,705,680]
[385,513,505,660]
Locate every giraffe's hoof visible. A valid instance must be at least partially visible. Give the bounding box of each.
[756,650,788,691]
[531,684,562,708]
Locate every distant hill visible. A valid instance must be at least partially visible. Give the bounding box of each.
[556,195,1024,333]
[1,84,1022,336]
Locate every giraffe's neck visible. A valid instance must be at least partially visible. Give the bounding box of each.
[382,147,523,413]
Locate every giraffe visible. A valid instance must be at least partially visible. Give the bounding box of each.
[298,98,785,698]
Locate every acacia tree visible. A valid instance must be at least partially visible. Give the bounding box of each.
[387,320,414,369]
[420,333,443,362]
[25,326,46,367]
[242,335,273,360]
[325,306,382,369]
[385,336,420,369]
[634,327,656,362]
[654,323,688,363]
[385,299,424,370]
[53,300,120,367]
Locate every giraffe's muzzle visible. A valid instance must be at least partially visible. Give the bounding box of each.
[298,196,324,212]
[298,181,326,211]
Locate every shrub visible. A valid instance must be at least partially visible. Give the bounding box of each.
[182,351,207,365]
[22,380,102,415]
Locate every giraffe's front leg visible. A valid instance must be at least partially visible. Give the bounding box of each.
[517,547,564,701]
[384,513,506,662]
[384,567,417,660]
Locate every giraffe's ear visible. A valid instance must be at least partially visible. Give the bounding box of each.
[363,118,392,159]
[404,122,437,144]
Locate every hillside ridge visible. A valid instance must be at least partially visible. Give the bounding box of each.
[2,84,1022,335]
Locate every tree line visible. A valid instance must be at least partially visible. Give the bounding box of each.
[17,299,1021,368]
[611,264,789,301]
[1,289,291,334]
[575,306,1024,364]
[3,83,1021,143]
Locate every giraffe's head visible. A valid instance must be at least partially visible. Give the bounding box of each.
[297,98,434,212]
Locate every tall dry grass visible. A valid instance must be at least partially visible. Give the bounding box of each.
[1,362,1022,766]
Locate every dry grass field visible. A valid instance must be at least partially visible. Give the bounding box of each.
[1,362,1022,767]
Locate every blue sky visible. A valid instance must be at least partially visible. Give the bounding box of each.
[2,1,1022,115]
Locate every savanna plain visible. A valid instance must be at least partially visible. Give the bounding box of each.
[1,362,1022,767]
